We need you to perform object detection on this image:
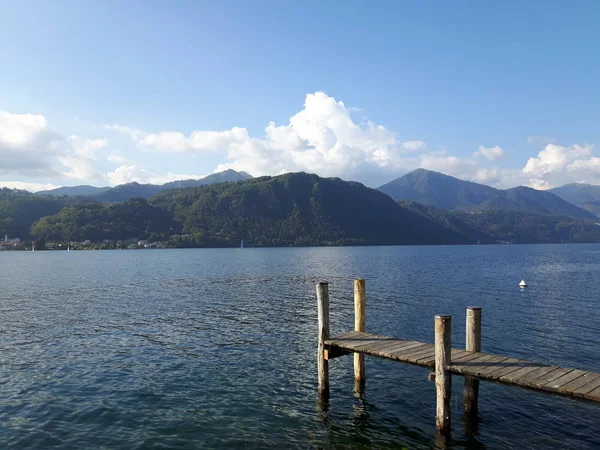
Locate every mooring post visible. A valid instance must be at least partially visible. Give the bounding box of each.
[354,279,366,385]
[463,307,481,417]
[317,282,330,399]
[435,315,452,434]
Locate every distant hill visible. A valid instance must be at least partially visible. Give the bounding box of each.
[31,198,176,243]
[162,170,252,190]
[549,183,600,205]
[549,183,600,219]
[379,169,595,220]
[37,185,111,197]
[399,200,600,244]
[34,169,253,202]
[377,168,498,209]
[92,182,164,203]
[479,186,596,220]
[0,188,78,239]
[150,172,472,247]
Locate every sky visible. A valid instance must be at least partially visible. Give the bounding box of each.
[1,0,600,192]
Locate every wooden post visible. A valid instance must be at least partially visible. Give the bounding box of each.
[435,315,452,434]
[465,307,481,353]
[463,307,481,417]
[354,279,366,385]
[317,282,330,399]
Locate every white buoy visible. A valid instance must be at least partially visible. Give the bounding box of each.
[519,279,527,288]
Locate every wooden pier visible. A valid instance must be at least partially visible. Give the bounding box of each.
[316,280,600,435]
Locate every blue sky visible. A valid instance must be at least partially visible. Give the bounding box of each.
[1,0,600,191]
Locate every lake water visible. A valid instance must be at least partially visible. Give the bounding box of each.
[1,245,600,449]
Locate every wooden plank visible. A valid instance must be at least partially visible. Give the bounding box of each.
[516,366,561,388]
[354,337,405,351]
[499,363,547,383]
[573,374,600,397]
[420,348,469,367]
[450,354,498,375]
[388,343,432,358]
[326,330,364,342]
[373,340,424,355]
[531,367,573,389]
[584,385,600,401]
[358,340,414,358]
[403,346,436,365]
[469,356,512,377]
[352,337,398,350]
[482,358,525,380]
[543,369,586,392]
[560,372,600,395]
[451,351,485,363]
[450,349,470,361]
[327,333,380,349]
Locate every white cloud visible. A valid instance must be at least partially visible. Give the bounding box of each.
[58,136,107,180]
[6,95,600,192]
[106,164,205,186]
[475,145,504,161]
[107,150,127,163]
[103,124,147,141]
[0,181,61,192]
[521,143,596,189]
[0,110,62,176]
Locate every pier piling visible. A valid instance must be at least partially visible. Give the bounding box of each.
[463,307,481,417]
[435,315,452,434]
[316,282,330,399]
[354,279,366,386]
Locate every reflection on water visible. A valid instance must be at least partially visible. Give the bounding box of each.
[1,244,600,448]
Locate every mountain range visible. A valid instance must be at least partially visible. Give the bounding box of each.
[37,169,252,202]
[378,168,597,220]
[4,168,600,247]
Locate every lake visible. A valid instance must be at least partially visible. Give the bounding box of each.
[1,245,600,449]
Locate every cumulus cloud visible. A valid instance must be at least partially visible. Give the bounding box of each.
[522,143,596,189]
[108,92,431,184]
[475,145,504,161]
[0,181,62,192]
[0,111,62,176]
[107,150,127,163]
[58,136,107,180]
[7,94,600,191]
[0,111,110,182]
[103,124,147,141]
[106,164,205,186]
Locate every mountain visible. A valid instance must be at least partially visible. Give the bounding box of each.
[479,186,596,220]
[0,188,77,239]
[149,172,472,247]
[92,182,165,203]
[549,183,600,205]
[399,200,600,244]
[378,169,499,209]
[34,169,253,201]
[31,198,176,243]
[379,169,596,220]
[162,170,252,189]
[37,185,111,197]
[548,183,600,219]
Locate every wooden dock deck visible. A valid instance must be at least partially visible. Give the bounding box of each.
[315,279,600,436]
[324,331,600,401]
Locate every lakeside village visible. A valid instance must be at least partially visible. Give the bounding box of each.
[0,234,185,251]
